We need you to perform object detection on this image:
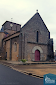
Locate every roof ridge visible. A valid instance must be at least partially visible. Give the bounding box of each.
[2,21,21,26]
[22,13,37,28]
[37,12,49,32]
[22,12,50,32]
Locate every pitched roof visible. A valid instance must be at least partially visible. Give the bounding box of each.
[22,12,49,32]
[3,30,20,40]
[2,21,21,26]
[0,27,4,32]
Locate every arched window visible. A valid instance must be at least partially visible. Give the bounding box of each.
[14,42,17,52]
[36,31,38,42]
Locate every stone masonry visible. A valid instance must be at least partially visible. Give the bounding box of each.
[20,12,53,61]
[0,12,54,61]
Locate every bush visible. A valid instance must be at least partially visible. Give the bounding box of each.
[21,59,27,63]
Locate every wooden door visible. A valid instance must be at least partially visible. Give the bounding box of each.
[35,50,40,61]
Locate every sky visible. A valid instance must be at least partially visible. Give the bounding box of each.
[0,0,56,51]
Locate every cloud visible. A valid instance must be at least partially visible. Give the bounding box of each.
[0,0,56,51]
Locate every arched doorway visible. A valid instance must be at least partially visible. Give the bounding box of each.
[35,50,40,61]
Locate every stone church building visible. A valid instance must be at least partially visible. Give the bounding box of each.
[0,12,54,61]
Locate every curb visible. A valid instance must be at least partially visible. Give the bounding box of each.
[23,71,43,79]
[15,62,56,65]
[1,63,43,79]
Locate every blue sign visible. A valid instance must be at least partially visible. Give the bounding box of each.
[44,73,56,85]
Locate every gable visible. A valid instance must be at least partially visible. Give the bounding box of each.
[22,12,49,33]
[21,12,50,44]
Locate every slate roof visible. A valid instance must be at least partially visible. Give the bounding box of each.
[0,27,4,32]
[0,27,8,34]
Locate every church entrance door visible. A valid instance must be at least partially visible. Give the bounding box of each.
[35,50,40,61]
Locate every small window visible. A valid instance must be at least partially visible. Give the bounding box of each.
[14,42,17,52]
[36,31,38,42]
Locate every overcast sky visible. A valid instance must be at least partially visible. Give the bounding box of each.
[0,0,56,51]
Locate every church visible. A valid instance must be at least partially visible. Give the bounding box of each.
[0,12,54,61]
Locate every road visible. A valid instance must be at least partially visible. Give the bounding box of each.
[0,64,43,85]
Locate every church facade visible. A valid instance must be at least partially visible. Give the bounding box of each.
[0,12,54,61]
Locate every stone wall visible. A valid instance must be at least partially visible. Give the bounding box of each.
[2,21,21,31]
[20,12,50,61]
[11,37,19,61]
[0,32,5,47]
[6,40,10,60]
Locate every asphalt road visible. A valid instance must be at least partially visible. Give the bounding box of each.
[0,64,43,85]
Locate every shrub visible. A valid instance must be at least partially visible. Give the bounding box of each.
[21,59,27,63]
